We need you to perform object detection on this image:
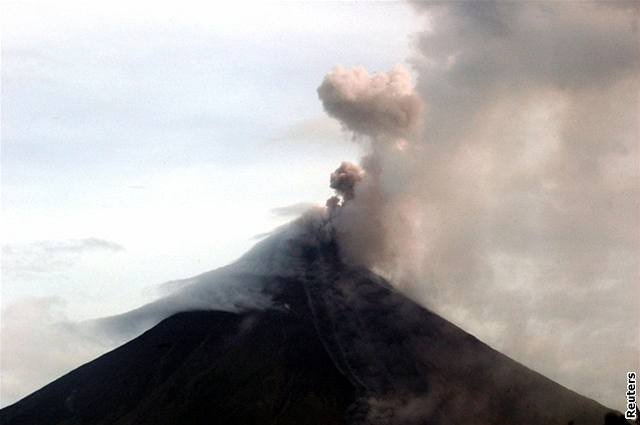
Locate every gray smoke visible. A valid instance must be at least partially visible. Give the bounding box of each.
[318,65,427,271]
[319,1,639,410]
[330,161,364,202]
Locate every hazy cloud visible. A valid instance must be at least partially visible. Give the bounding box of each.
[269,116,345,145]
[270,202,317,217]
[2,238,124,277]
[0,297,112,407]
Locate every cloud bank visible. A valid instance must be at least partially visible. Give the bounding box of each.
[2,238,124,277]
[0,297,111,406]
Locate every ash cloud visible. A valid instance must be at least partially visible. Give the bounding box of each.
[330,161,364,202]
[318,65,423,140]
[319,1,639,410]
[318,65,426,271]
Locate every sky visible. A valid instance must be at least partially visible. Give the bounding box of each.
[1,0,423,405]
[2,0,638,414]
[2,1,422,319]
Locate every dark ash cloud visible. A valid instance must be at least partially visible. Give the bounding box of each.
[330,161,364,202]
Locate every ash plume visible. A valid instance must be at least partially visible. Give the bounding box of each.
[318,65,423,140]
[330,161,364,202]
[318,65,426,271]
[318,1,639,410]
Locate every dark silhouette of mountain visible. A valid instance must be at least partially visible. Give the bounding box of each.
[0,307,354,425]
[0,221,631,425]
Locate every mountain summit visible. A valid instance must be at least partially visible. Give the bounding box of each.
[0,212,630,424]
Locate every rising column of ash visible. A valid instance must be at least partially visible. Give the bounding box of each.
[318,65,424,272]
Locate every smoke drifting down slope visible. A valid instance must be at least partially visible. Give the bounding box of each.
[0,214,627,424]
[316,1,639,410]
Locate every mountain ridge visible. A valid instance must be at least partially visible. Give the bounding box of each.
[1,215,631,424]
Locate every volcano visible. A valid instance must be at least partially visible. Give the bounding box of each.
[0,213,630,425]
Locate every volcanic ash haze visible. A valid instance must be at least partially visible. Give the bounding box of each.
[316,1,639,412]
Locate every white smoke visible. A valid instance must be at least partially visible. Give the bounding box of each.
[318,1,639,410]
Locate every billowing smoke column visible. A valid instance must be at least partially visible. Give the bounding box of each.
[329,161,363,203]
[318,2,639,410]
[319,66,425,271]
[318,65,422,140]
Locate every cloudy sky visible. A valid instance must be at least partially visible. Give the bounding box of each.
[1,0,422,405]
[2,1,422,318]
[2,0,638,414]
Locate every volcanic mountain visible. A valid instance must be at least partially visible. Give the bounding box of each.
[0,212,630,425]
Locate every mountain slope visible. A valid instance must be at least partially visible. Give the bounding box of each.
[293,240,624,424]
[0,217,629,424]
[0,308,355,425]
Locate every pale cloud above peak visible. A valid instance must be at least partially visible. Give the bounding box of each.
[270,202,317,218]
[2,238,124,277]
[269,116,346,145]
